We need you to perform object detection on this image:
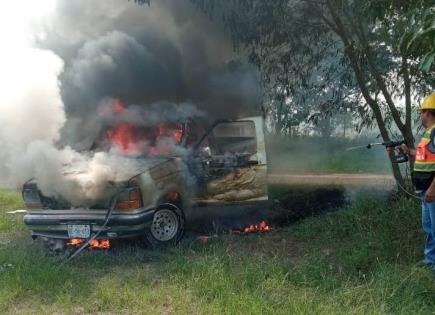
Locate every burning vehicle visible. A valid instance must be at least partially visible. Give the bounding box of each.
[22,105,268,248]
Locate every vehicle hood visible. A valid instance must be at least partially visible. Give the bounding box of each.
[64,156,172,182]
[33,156,174,209]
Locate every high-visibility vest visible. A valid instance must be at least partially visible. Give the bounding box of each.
[414,126,435,172]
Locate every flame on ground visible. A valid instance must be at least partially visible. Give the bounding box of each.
[238,220,271,234]
[67,238,110,249]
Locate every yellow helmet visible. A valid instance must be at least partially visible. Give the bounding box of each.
[420,93,435,110]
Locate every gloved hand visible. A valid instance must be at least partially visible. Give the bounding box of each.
[401,144,415,156]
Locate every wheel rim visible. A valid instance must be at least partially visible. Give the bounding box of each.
[150,209,179,242]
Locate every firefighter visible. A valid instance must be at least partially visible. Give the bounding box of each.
[403,93,435,269]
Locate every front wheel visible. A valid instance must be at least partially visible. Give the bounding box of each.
[145,205,184,247]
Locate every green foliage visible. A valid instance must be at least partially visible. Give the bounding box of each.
[192,1,433,138]
[192,0,359,133]
[1,189,434,313]
[188,0,435,187]
[401,5,435,73]
[360,0,435,75]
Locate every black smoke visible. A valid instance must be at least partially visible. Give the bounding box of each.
[38,0,262,148]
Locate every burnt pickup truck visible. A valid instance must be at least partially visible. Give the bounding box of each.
[22,116,268,247]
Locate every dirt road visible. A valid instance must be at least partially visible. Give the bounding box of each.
[268,173,395,187]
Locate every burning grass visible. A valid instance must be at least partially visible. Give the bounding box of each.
[242,220,271,234]
[1,188,435,314]
[229,220,272,235]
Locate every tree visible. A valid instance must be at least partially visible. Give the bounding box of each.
[400,3,435,73]
[191,0,434,188]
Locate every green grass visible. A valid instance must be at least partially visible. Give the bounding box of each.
[0,190,24,233]
[1,189,434,314]
[267,135,392,174]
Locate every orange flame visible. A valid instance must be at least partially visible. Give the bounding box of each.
[89,239,110,249]
[105,99,140,153]
[67,238,84,246]
[243,220,271,234]
[107,123,140,153]
[106,100,183,155]
[67,238,111,249]
[157,123,183,143]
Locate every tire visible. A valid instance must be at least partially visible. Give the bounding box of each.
[145,204,185,247]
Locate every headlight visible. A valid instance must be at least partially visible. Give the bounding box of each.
[115,187,143,210]
[22,189,42,209]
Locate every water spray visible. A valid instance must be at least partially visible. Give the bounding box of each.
[346,140,408,164]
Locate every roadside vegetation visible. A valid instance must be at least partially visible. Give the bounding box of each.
[1,189,434,314]
[267,135,392,174]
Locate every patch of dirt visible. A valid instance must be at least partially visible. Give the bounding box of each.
[269,186,347,225]
[268,173,395,187]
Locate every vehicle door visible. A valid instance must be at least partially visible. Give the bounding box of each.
[193,116,268,204]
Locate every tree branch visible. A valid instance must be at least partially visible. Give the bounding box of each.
[402,57,412,132]
[354,14,405,133]
[324,0,394,145]
[303,0,341,34]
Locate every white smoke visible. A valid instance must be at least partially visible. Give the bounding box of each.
[0,0,237,206]
[0,2,62,185]
[0,45,143,204]
[0,2,153,205]
[0,45,194,205]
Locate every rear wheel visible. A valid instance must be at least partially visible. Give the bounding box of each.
[145,205,184,247]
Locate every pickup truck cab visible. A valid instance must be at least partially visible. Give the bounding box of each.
[23,116,268,247]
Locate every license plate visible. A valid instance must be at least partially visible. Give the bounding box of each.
[68,224,91,238]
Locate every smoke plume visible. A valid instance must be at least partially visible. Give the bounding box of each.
[0,0,261,205]
[40,0,262,147]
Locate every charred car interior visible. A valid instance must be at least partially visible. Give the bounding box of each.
[22,115,269,249]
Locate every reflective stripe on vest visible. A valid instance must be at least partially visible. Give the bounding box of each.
[414,127,435,172]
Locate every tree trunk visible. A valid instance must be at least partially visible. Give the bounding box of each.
[402,57,415,171]
[323,2,407,188]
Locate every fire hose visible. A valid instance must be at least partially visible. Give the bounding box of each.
[62,193,119,264]
[62,171,146,263]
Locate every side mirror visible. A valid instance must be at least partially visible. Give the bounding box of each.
[201,146,212,158]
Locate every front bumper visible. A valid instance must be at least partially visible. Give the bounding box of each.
[24,207,155,239]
